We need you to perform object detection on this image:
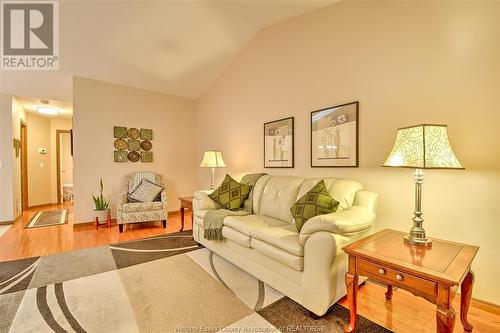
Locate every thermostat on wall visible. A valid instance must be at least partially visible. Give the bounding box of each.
[38,148,47,154]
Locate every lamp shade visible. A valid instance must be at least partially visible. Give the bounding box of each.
[382,124,463,169]
[200,150,226,168]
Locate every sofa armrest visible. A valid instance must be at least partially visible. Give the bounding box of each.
[194,190,221,211]
[353,190,378,213]
[299,206,375,246]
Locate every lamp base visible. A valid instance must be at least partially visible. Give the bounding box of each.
[404,234,432,248]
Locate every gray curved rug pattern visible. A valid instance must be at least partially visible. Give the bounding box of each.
[207,250,266,311]
[0,230,391,333]
[35,283,86,333]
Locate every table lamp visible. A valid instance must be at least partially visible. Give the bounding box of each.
[382,124,464,247]
[200,150,226,189]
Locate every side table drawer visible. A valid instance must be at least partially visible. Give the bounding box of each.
[180,201,192,210]
[357,258,437,298]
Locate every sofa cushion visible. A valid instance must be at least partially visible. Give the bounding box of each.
[250,175,271,214]
[222,227,251,248]
[122,201,163,213]
[290,180,339,232]
[223,214,287,236]
[297,178,362,211]
[258,176,304,223]
[250,238,303,271]
[250,224,303,256]
[209,174,250,210]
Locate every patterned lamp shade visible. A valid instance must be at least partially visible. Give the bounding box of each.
[382,124,464,169]
[200,150,226,168]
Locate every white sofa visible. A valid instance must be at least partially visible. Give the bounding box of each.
[193,175,378,316]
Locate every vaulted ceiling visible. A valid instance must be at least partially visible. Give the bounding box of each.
[0,0,338,102]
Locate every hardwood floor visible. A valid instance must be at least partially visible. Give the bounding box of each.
[0,203,192,262]
[1,204,499,332]
[338,282,500,332]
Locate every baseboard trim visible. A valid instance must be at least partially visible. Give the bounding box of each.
[73,219,118,229]
[74,210,181,225]
[28,203,59,210]
[470,297,500,315]
[0,220,14,226]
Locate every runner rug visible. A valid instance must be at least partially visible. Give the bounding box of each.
[25,210,68,229]
[0,230,392,333]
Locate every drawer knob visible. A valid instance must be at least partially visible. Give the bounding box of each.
[396,274,404,281]
[378,268,386,275]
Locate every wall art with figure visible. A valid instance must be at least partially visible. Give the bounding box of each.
[264,117,294,168]
[310,101,358,167]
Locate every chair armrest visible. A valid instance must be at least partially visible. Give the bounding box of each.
[299,206,376,246]
[161,190,167,212]
[117,191,128,212]
[194,190,220,211]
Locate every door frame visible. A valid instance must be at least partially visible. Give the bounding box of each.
[56,129,72,204]
[20,120,28,211]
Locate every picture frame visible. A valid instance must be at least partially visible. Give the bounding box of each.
[310,101,359,167]
[264,117,294,168]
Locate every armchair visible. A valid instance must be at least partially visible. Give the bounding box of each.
[117,173,168,232]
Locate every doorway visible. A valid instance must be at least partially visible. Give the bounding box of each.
[56,130,73,204]
[20,121,28,212]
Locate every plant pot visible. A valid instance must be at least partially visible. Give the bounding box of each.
[94,209,110,225]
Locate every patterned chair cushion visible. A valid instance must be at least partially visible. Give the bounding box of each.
[122,201,164,213]
[129,179,164,203]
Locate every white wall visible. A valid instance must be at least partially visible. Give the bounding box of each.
[26,113,52,206]
[73,77,198,223]
[24,115,72,206]
[0,94,14,222]
[0,94,27,222]
[196,1,500,304]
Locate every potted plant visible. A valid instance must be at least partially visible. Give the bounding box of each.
[92,178,110,224]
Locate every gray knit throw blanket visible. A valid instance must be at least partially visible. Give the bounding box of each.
[203,173,266,241]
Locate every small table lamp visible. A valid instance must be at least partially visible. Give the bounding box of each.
[200,150,226,190]
[382,124,464,247]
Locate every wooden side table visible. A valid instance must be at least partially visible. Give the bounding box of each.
[342,229,479,333]
[178,196,194,232]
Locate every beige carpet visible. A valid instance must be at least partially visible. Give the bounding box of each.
[0,231,391,333]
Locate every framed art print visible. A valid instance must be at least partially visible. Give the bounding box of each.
[264,117,294,168]
[311,101,359,167]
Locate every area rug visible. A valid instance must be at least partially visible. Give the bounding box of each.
[0,231,392,333]
[25,210,68,229]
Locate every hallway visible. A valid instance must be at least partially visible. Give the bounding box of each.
[0,203,191,262]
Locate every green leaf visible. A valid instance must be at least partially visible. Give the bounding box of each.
[92,179,109,210]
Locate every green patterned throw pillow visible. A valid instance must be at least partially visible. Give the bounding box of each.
[290,180,339,232]
[209,174,250,211]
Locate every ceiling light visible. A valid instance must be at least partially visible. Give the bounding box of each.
[37,106,60,115]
